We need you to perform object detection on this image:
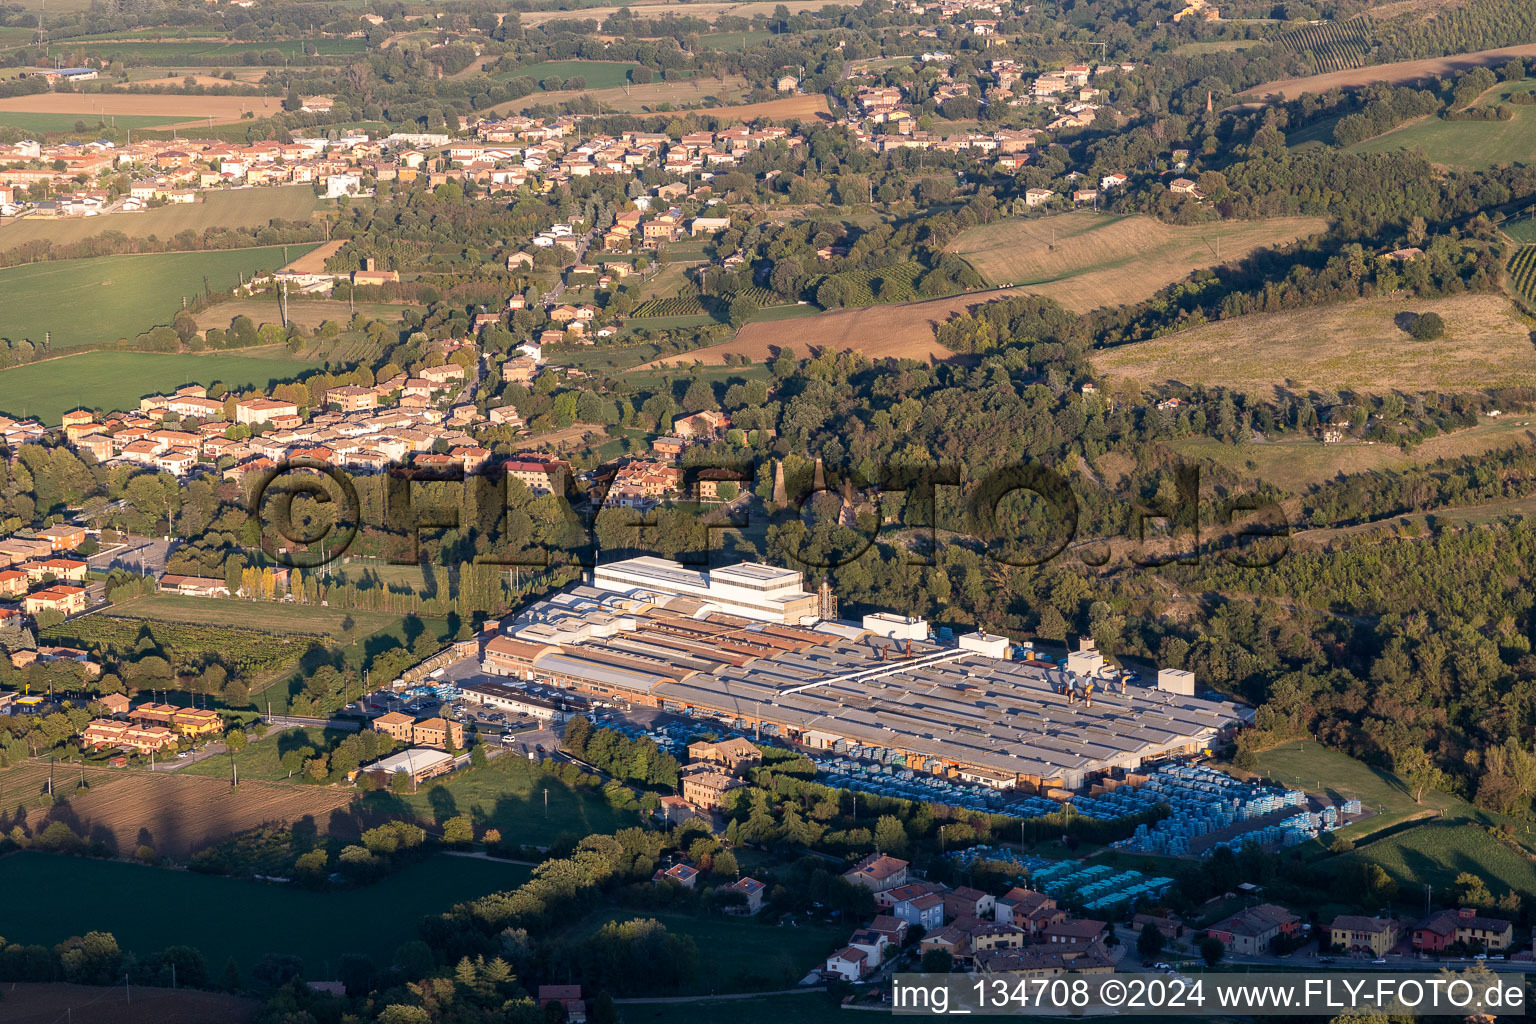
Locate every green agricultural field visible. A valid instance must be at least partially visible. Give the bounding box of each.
[1505,217,1536,244]
[0,349,314,422]
[1173,39,1266,55]
[0,244,315,350]
[698,29,777,49]
[109,593,404,639]
[1249,740,1471,844]
[0,111,182,133]
[0,186,319,251]
[1349,80,1536,170]
[47,37,365,63]
[360,751,631,848]
[2,850,532,973]
[514,60,640,89]
[1329,820,1536,896]
[572,909,848,993]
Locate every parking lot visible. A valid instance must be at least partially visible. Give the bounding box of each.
[349,656,571,760]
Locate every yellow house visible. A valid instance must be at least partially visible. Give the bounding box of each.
[1330,916,1399,957]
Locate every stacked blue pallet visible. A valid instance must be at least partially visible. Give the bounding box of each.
[1107,764,1312,857]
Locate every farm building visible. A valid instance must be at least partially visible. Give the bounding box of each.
[364,747,456,786]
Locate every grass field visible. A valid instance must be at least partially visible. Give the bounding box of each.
[485,74,751,116]
[514,59,639,89]
[1171,414,1536,495]
[1348,80,1536,169]
[1173,40,1267,54]
[359,750,631,847]
[1504,217,1536,244]
[1249,741,1467,841]
[1093,292,1536,397]
[947,212,1328,311]
[181,725,341,782]
[1240,43,1536,102]
[573,908,847,992]
[2,850,532,973]
[0,186,320,251]
[0,349,316,422]
[1330,820,1536,896]
[0,111,182,133]
[0,244,316,350]
[45,37,365,64]
[108,594,406,634]
[643,288,983,367]
[698,29,777,49]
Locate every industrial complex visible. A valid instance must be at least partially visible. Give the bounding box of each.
[481,557,1252,792]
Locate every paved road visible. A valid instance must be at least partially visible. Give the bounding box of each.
[540,227,597,305]
[89,536,174,576]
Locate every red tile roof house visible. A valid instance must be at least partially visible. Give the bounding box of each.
[869,914,909,946]
[653,862,699,889]
[1207,904,1300,956]
[848,927,890,965]
[844,853,910,892]
[1042,918,1108,946]
[1413,908,1515,953]
[944,885,996,921]
[824,945,870,982]
[538,985,587,1023]
[726,876,766,914]
[995,887,1065,937]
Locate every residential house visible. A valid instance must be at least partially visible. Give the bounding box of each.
[1330,916,1399,957]
[373,711,415,743]
[1041,918,1107,947]
[1412,908,1514,953]
[727,876,767,914]
[412,716,465,750]
[23,585,87,616]
[844,853,910,893]
[680,770,742,810]
[824,946,870,982]
[1207,904,1299,956]
[686,736,762,775]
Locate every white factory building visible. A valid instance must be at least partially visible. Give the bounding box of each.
[591,556,820,624]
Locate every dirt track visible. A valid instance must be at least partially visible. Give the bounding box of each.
[1240,43,1536,101]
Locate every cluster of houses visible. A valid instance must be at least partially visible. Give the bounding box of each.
[0,114,806,223]
[54,366,502,482]
[836,54,1141,172]
[595,409,738,512]
[825,852,1118,981]
[0,525,91,625]
[79,694,222,757]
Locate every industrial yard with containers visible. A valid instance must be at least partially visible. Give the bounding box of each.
[476,557,1259,801]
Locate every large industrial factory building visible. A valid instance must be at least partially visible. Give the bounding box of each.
[482,557,1251,792]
